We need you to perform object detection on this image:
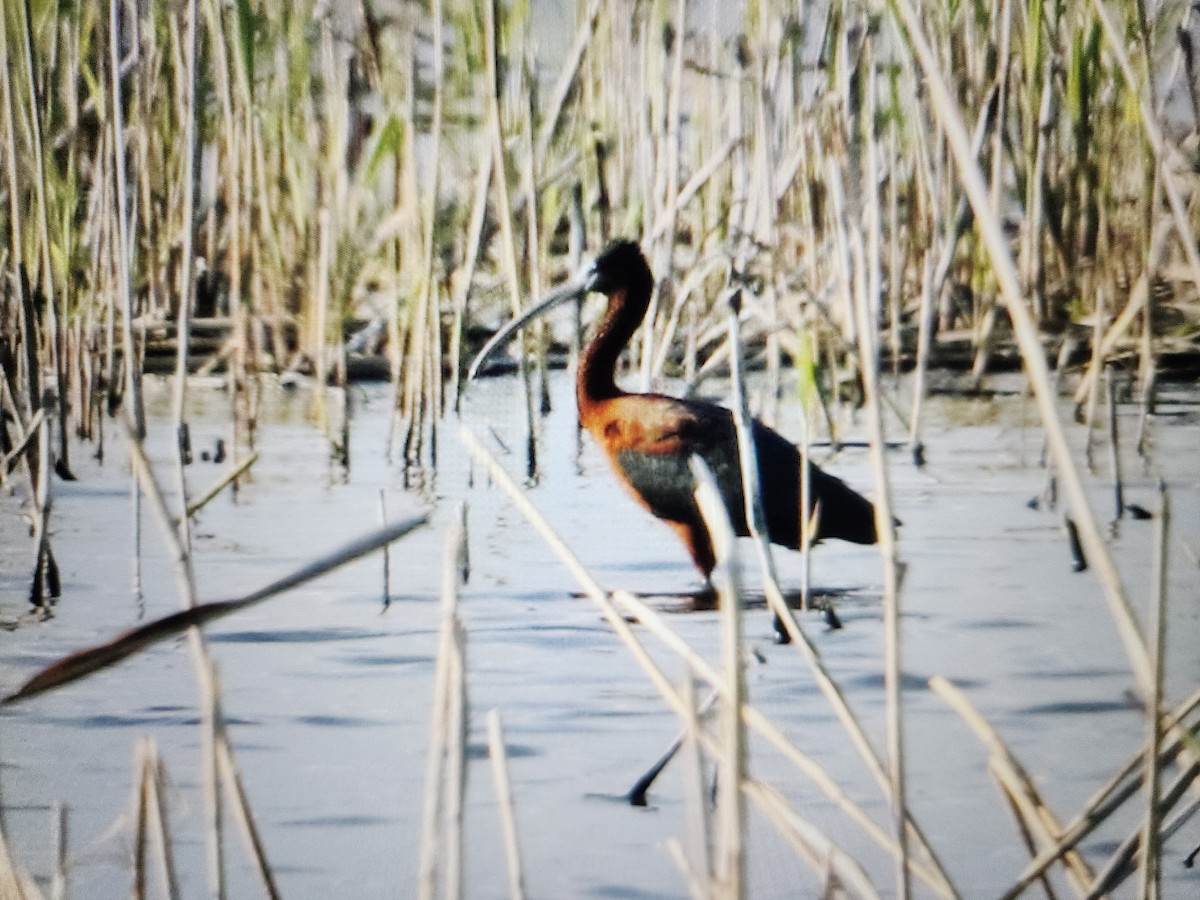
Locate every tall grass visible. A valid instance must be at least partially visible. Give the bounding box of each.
[3,0,1200,895]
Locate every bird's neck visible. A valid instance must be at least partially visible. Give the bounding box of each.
[577,287,648,407]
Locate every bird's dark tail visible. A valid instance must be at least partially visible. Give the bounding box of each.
[808,466,879,545]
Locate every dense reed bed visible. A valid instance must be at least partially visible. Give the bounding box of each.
[3,0,1200,896]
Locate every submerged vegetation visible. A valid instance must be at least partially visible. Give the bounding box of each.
[2,0,1200,896]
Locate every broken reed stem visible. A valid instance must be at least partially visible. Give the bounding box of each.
[486,709,527,900]
[1001,689,1200,899]
[184,452,259,518]
[2,492,427,706]
[985,757,1092,890]
[1140,480,1170,899]
[0,407,45,481]
[626,688,718,806]
[1086,776,1200,897]
[459,425,955,897]
[930,677,1093,890]
[691,458,746,899]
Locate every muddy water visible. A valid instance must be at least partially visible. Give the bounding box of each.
[1,372,1197,898]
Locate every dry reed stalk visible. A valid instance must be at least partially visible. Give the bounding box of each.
[1139,480,1170,899]
[50,803,67,900]
[535,0,604,165]
[379,490,391,606]
[17,0,60,394]
[639,0,687,393]
[648,136,742,245]
[626,688,719,806]
[486,709,527,900]
[929,676,1093,890]
[136,740,182,900]
[443,607,467,900]
[447,145,494,413]
[110,0,143,442]
[127,438,222,898]
[704,282,949,889]
[132,740,149,900]
[0,406,44,483]
[215,730,280,900]
[743,780,881,900]
[679,673,712,893]
[691,458,745,899]
[481,0,538,478]
[0,12,22,283]
[127,439,286,898]
[1071,219,1172,410]
[888,0,1156,702]
[1001,690,1200,899]
[1082,285,1106,471]
[664,837,709,900]
[1105,367,1124,521]
[314,207,332,409]
[617,580,956,890]
[518,77,549,419]
[907,253,935,464]
[1,508,429,705]
[459,426,953,895]
[418,506,468,900]
[171,0,202,558]
[184,452,259,519]
[1086,780,1200,898]
[1087,0,1200,299]
[0,785,43,900]
[29,389,57,605]
[720,287,787,623]
[852,109,910,892]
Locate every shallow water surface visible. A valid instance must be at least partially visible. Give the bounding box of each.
[1,373,1198,897]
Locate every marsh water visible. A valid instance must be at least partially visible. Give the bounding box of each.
[1,370,1198,897]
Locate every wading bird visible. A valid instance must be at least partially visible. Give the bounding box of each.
[468,240,878,583]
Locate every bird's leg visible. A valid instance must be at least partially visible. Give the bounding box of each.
[668,520,718,609]
[692,574,717,611]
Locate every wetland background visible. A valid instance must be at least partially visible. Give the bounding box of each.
[2,0,1200,897]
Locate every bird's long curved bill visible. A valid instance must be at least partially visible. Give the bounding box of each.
[466,277,588,381]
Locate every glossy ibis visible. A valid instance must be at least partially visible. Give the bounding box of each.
[468,240,878,582]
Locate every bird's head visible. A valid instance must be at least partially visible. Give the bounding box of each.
[466,239,654,382]
[586,239,653,298]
